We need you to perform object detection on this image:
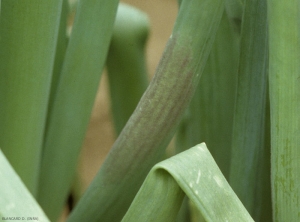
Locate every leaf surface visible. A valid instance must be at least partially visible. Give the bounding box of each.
[0,150,49,222]
[122,143,254,222]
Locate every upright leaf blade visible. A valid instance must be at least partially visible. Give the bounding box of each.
[268,0,300,221]
[229,0,271,220]
[176,9,239,179]
[46,0,69,120]
[0,0,63,196]
[37,0,119,220]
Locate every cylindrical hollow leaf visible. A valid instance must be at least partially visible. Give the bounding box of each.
[106,3,150,135]
[68,0,224,221]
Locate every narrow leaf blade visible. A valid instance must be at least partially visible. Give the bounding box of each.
[268,0,300,220]
[0,150,49,221]
[38,0,119,220]
[0,0,63,195]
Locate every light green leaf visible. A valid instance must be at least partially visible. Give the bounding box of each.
[0,0,63,196]
[46,0,69,122]
[122,143,254,222]
[106,3,150,135]
[175,10,239,221]
[37,0,119,220]
[0,150,49,221]
[176,9,239,179]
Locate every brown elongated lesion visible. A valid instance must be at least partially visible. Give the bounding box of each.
[67,0,224,221]
[103,34,196,178]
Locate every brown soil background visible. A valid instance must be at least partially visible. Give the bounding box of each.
[78,0,178,196]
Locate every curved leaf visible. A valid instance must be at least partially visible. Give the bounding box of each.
[106,3,150,135]
[122,143,253,222]
[68,0,224,221]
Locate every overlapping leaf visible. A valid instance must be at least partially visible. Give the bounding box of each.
[122,143,254,222]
